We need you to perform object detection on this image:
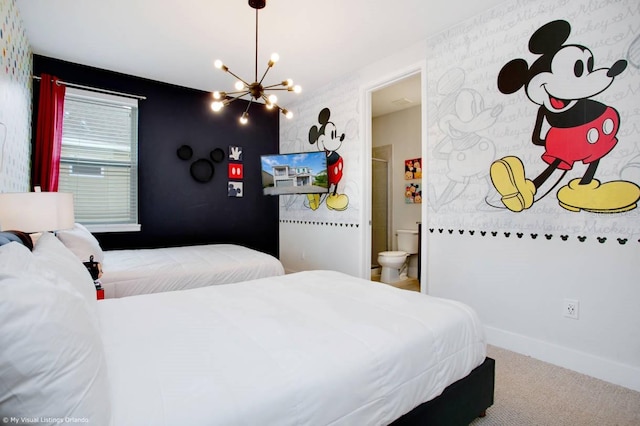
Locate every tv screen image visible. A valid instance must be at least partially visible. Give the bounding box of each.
[261,151,329,196]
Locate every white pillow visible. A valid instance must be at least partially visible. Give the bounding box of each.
[0,272,111,424]
[56,223,104,263]
[0,241,38,275]
[33,232,97,307]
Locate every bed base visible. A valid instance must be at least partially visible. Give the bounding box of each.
[391,357,495,426]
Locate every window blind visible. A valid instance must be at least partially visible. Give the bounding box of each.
[59,88,139,230]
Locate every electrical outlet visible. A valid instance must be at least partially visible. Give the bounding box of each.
[563,299,579,320]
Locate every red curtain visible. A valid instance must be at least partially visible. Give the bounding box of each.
[32,73,66,192]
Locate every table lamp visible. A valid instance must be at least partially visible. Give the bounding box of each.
[0,191,75,235]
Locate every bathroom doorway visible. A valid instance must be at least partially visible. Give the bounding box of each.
[369,71,423,283]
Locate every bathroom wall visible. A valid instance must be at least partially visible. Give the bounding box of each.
[372,106,422,235]
[372,105,422,275]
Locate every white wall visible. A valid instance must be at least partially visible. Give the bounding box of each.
[278,74,364,277]
[280,0,640,392]
[279,222,362,276]
[427,231,640,392]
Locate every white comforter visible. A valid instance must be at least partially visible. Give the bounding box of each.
[97,270,486,426]
[100,244,285,298]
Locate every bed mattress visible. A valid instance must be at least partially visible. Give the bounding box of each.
[97,270,486,425]
[100,244,285,298]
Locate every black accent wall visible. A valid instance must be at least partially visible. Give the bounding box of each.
[33,55,280,257]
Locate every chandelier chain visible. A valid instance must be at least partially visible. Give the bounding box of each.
[254,8,258,83]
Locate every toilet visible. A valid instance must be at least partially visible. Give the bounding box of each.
[377,229,419,284]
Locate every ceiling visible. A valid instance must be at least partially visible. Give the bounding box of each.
[371,73,422,118]
[16,0,506,117]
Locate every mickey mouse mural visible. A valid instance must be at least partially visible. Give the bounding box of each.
[491,20,640,213]
[307,107,349,211]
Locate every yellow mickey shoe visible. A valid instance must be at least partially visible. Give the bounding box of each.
[307,194,321,211]
[557,179,640,213]
[490,156,537,212]
[326,193,349,211]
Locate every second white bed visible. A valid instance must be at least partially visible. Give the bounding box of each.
[100,243,285,298]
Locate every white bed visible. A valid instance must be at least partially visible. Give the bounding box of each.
[99,270,486,425]
[99,243,285,298]
[54,223,285,298]
[0,234,492,426]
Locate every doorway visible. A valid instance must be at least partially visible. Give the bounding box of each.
[367,69,424,288]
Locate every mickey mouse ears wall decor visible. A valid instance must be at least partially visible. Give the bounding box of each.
[177,144,226,183]
[211,148,225,163]
[177,145,193,160]
[190,159,215,183]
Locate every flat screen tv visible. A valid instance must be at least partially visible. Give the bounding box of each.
[260,151,329,196]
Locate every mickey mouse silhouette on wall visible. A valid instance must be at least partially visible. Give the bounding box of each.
[491,19,640,213]
[177,144,226,183]
[307,107,349,211]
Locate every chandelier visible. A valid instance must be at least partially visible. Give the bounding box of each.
[210,0,301,125]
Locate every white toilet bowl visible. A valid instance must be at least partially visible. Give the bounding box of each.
[377,251,409,284]
[377,229,419,284]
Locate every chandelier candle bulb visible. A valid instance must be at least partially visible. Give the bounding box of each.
[214,60,229,73]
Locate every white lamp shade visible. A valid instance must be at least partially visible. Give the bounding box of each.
[0,192,75,233]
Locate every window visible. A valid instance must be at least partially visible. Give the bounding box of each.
[59,88,140,232]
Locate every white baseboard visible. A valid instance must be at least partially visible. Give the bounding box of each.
[485,326,640,392]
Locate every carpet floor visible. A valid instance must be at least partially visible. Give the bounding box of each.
[470,345,640,426]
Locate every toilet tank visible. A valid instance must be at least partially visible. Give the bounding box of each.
[397,229,419,254]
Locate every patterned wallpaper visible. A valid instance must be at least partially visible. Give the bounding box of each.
[279,74,361,226]
[278,0,640,245]
[425,0,640,240]
[0,0,32,193]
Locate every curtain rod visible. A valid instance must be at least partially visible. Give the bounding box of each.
[33,75,147,100]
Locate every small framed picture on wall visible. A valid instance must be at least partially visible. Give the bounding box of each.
[404,158,422,180]
[229,146,243,162]
[228,182,243,197]
[405,183,421,204]
[228,163,243,179]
